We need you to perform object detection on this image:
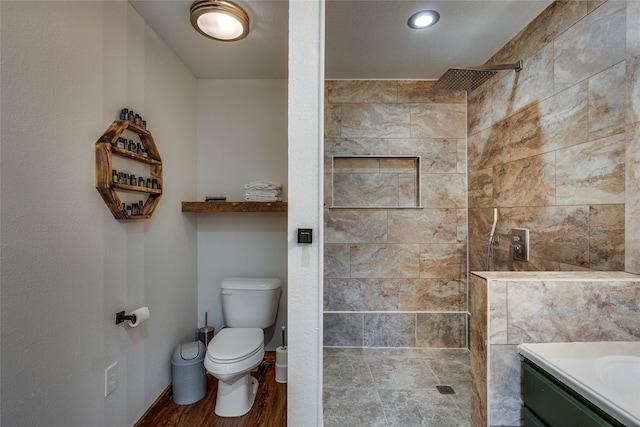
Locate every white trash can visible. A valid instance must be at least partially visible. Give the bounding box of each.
[171,341,207,405]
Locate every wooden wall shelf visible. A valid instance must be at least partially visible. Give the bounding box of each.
[95,120,163,220]
[181,201,288,213]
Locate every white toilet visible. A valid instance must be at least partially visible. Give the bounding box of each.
[204,277,281,417]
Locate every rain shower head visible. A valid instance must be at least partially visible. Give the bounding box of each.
[433,60,523,92]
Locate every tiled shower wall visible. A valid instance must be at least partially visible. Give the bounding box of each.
[467,0,640,275]
[323,81,468,348]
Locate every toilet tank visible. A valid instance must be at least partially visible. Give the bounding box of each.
[220,277,281,328]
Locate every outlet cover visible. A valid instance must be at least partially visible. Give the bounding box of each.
[105,362,118,397]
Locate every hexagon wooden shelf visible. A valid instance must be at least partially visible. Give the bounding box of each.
[95,120,162,220]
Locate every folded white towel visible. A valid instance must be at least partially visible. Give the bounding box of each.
[244,181,282,191]
[244,195,281,202]
[244,189,280,198]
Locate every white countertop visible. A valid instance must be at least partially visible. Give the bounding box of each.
[518,342,640,427]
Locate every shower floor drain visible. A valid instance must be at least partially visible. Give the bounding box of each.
[436,385,456,395]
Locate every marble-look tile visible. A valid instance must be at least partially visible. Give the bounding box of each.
[507,280,640,343]
[323,352,374,388]
[467,125,510,172]
[325,104,341,137]
[397,81,466,104]
[468,274,488,427]
[419,244,466,281]
[364,313,416,347]
[410,104,467,139]
[388,138,458,173]
[399,173,420,207]
[626,122,640,274]
[325,278,400,311]
[416,313,467,348]
[488,281,507,345]
[364,346,432,361]
[388,209,457,244]
[323,346,365,357]
[398,279,466,311]
[467,242,488,272]
[589,204,625,270]
[325,137,388,156]
[487,43,555,125]
[323,313,363,347]
[380,157,418,173]
[457,209,468,244]
[467,81,496,136]
[554,0,626,92]
[350,244,420,278]
[324,243,350,278]
[341,103,411,138]
[467,207,495,243]
[588,62,626,139]
[323,387,387,427]
[506,82,589,162]
[457,140,467,174]
[496,206,590,267]
[324,209,387,243]
[379,389,470,427]
[332,172,401,207]
[628,2,640,123]
[588,0,607,13]
[368,355,436,388]
[510,42,555,114]
[421,174,467,208]
[488,345,522,427]
[426,351,471,391]
[493,152,555,207]
[556,133,626,205]
[468,169,493,209]
[325,80,398,104]
[488,1,587,68]
[333,156,380,173]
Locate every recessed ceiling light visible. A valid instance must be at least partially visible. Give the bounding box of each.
[408,10,440,30]
[190,0,249,42]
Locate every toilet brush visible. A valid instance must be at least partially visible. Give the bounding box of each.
[276,326,288,383]
[198,312,214,347]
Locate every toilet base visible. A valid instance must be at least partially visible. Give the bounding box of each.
[214,374,259,417]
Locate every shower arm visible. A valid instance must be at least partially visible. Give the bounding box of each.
[454,60,523,72]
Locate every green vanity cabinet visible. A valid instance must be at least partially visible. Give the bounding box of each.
[522,359,625,427]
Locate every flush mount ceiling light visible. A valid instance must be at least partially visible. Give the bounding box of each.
[190,0,249,41]
[408,10,440,30]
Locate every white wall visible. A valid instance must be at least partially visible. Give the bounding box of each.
[288,0,325,425]
[0,2,198,426]
[196,80,288,350]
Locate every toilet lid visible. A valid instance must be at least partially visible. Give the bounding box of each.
[208,328,263,362]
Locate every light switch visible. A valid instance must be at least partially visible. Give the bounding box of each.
[297,228,312,244]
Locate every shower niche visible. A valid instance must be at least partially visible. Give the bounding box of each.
[330,155,421,209]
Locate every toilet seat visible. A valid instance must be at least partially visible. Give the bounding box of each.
[207,328,263,364]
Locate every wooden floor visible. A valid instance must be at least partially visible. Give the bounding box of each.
[135,352,286,427]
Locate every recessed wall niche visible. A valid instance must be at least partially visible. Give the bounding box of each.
[330,155,421,209]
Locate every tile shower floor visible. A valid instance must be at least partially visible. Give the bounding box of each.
[323,347,471,427]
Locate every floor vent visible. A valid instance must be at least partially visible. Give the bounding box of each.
[436,385,455,395]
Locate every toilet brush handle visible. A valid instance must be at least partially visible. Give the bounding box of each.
[281,326,286,349]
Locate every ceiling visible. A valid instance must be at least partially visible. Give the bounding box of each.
[130,0,553,80]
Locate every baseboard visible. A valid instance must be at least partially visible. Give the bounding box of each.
[133,383,173,427]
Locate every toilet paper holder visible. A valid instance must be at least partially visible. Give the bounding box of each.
[115,310,136,325]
